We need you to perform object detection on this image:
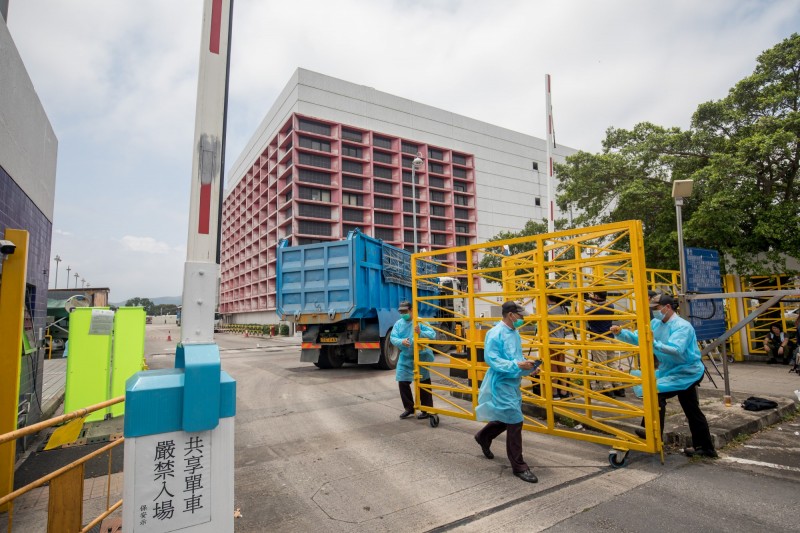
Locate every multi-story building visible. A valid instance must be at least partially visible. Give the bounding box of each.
[221,69,575,323]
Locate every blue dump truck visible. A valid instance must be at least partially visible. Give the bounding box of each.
[277,229,445,369]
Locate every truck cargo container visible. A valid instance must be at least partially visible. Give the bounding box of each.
[277,229,445,369]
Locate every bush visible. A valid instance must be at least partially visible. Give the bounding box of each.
[279,323,290,336]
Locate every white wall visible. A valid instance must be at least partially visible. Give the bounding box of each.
[0,17,57,221]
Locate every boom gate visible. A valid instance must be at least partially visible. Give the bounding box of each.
[410,221,663,465]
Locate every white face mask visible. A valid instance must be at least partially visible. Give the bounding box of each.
[653,309,664,321]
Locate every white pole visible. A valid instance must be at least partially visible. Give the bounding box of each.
[545,73,555,235]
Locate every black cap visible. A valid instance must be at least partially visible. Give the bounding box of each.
[398,300,411,312]
[501,301,527,316]
[649,293,675,309]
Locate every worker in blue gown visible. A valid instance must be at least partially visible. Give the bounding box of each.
[391,300,436,419]
[611,293,717,458]
[474,301,540,483]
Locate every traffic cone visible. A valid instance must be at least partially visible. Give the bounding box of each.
[167,330,172,342]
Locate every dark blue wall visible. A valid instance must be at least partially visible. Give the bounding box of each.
[0,164,52,429]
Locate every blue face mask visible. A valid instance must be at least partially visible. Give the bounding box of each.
[401,313,411,321]
[513,318,524,328]
[652,310,664,321]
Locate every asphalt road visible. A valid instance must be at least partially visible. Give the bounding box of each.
[143,325,800,532]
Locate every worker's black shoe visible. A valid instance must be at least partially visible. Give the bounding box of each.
[474,435,494,459]
[614,389,627,398]
[513,469,538,483]
[399,409,414,419]
[634,427,646,439]
[683,447,718,459]
[417,412,430,419]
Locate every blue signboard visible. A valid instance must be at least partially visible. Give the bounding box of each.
[684,247,726,341]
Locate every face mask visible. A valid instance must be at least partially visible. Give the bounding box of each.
[513,318,524,328]
[401,313,411,321]
[652,310,664,321]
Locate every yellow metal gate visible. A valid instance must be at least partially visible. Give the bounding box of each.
[410,221,663,463]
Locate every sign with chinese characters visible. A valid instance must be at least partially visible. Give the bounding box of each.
[684,247,726,341]
[88,309,114,335]
[131,430,212,532]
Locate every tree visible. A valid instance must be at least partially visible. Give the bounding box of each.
[125,297,155,314]
[556,33,800,275]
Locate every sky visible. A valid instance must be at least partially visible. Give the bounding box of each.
[6,0,799,302]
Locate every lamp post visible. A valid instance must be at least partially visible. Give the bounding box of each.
[53,255,61,288]
[410,154,424,254]
[81,278,85,288]
[671,179,694,307]
[74,272,79,288]
[66,265,71,287]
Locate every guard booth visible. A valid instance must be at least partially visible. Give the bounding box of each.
[409,221,663,465]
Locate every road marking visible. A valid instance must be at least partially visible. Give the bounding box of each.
[721,456,800,473]
[743,444,800,452]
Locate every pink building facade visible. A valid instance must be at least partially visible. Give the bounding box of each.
[219,113,478,314]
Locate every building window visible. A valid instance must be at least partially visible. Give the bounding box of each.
[342,145,362,158]
[284,190,293,203]
[342,192,362,206]
[375,212,394,225]
[456,251,467,262]
[374,197,394,210]
[430,204,446,217]
[374,181,394,195]
[402,171,419,183]
[342,176,363,190]
[455,223,468,233]
[342,224,362,236]
[298,220,331,236]
[454,194,469,206]
[454,208,469,220]
[342,160,363,174]
[430,219,446,231]
[299,136,331,152]
[298,168,331,185]
[453,181,467,192]
[373,136,392,149]
[535,197,541,206]
[456,236,470,246]
[453,167,467,178]
[373,166,393,179]
[428,162,444,174]
[404,230,421,242]
[298,237,326,245]
[428,148,443,161]
[403,215,414,227]
[401,142,418,155]
[429,176,445,189]
[342,208,363,222]
[298,204,332,219]
[403,201,420,213]
[373,151,392,164]
[374,227,395,241]
[452,153,467,165]
[402,185,420,198]
[298,118,331,136]
[298,186,331,202]
[299,153,331,169]
[341,129,362,143]
[432,234,447,246]
[430,191,445,203]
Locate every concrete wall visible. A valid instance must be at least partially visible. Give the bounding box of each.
[227,68,576,243]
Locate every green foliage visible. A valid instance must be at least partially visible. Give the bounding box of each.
[125,297,155,314]
[556,33,800,275]
[279,323,290,336]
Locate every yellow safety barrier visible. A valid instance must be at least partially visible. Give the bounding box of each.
[410,221,662,466]
[0,397,124,532]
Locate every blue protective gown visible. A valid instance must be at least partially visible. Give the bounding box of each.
[476,321,526,424]
[391,318,436,382]
[615,313,704,393]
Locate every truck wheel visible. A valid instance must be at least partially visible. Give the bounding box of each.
[316,347,334,369]
[375,331,399,370]
[326,347,344,369]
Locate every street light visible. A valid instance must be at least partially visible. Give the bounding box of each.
[53,255,61,288]
[66,265,71,286]
[74,272,79,288]
[672,179,694,304]
[81,278,85,288]
[410,154,424,254]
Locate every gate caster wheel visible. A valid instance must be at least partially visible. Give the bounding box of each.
[429,414,440,428]
[608,449,629,468]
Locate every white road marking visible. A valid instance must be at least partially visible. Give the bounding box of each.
[721,456,800,473]
[743,444,800,452]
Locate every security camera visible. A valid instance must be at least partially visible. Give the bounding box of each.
[0,240,16,255]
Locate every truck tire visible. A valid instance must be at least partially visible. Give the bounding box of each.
[316,346,344,369]
[375,331,399,370]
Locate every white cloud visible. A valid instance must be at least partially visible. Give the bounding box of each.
[120,236,171,255]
